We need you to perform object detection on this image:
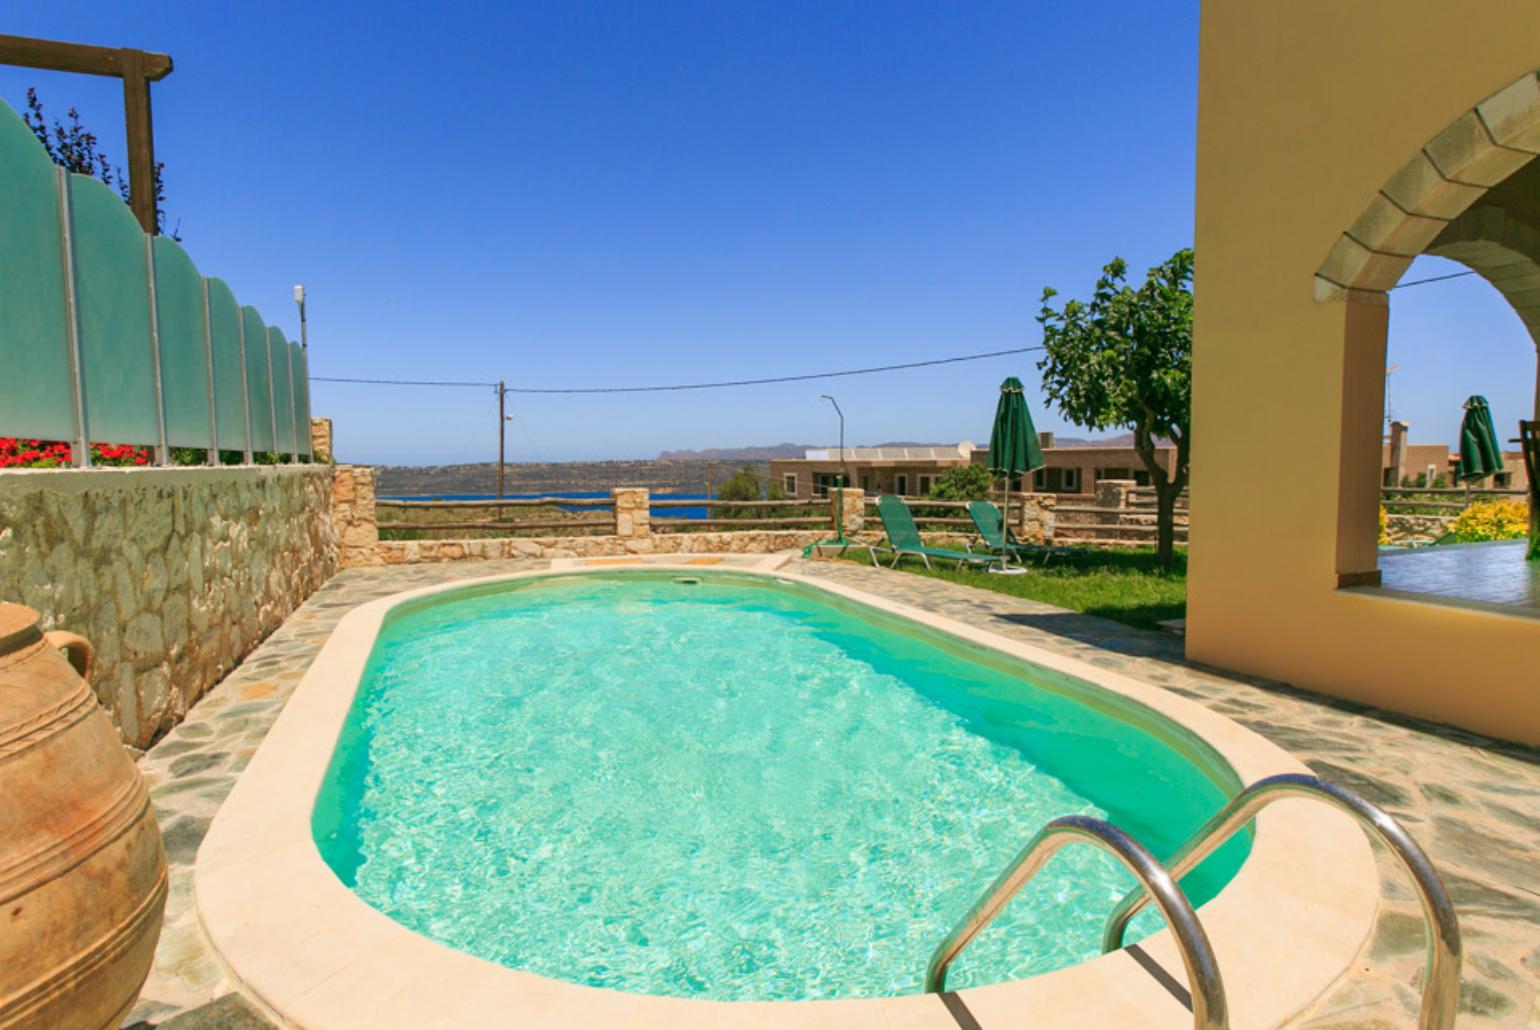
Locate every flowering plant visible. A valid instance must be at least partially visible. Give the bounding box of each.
[1,438,151,468]
[1448,499,1529,543]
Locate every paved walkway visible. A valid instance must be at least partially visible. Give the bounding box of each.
[1379,539,1538,611]
[127,557,1540,1028]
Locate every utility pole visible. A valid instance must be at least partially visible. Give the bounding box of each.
[0,34,174,234]
[497,380,507,501]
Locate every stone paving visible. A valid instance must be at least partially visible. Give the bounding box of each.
[126,556,1540,1028]
[1379,540,1539,611]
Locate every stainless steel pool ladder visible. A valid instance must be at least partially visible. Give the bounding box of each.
[924,773,1462,1030]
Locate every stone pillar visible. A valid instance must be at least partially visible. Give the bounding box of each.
[832,487,865,533]
[1386,419,1408,487]
[1014,492,1056,544]
[332,465,379,567]
[310,417,334,463]
[1093,480,1133,533]
[613,487,650,538]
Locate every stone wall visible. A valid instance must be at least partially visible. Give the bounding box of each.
[309,417,334,463]
[331,466,379,568]
[341,480,1049,566]
[1384,513,1456,546]
[1055,479,1186,546]
[1013,493,1055,544]
[0,466,337,749]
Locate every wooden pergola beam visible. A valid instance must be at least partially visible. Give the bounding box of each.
[0,34,173,234]
[0,34,172,81]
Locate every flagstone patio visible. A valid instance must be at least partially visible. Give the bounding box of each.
[1378,540,1539,612]
[125,557,1540,1028]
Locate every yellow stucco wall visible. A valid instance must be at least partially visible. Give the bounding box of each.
[1188,1,1540,744]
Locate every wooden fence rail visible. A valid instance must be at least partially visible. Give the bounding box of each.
[376,497,612,509]
[377,519,613,533]
[1379,486,1526,496]
[652,517,830,531]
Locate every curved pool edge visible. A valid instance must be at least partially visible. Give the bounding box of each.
[194,563,1379,1029]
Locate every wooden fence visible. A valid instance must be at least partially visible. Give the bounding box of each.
[376,495,835,540]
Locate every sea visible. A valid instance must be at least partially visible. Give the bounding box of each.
[379,491,712,520]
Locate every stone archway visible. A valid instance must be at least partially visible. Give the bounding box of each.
[1313,71,1540,300]
[1311,70,1540,583]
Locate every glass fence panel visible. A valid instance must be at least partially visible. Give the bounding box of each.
[68,172,158,447]
[292,342,312,456]
[269,326,296,456]
[0,100,74,441]
[242,305,275,454]
[151,237,213,448]
[206,278,249,454]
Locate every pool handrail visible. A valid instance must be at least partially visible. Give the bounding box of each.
[1100,772,1461,1030]
[924,814,1227,1030]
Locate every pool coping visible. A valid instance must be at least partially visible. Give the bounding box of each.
[194,562,1379,1029]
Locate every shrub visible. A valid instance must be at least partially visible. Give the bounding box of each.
[1378,505,1389,545]
[1448,499,1529,543]
[928,464,994,501]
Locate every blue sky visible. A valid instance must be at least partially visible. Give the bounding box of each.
[4,3,1532,464]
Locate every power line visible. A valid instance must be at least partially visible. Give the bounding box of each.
[506,346,1045,394]
[308,345,1044,395]
[1391,269,1478,290]
[311,375,496,387]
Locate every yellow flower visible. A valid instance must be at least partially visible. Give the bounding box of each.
[1449,499,1529,543]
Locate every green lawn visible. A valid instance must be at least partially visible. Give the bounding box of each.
[831,546,1187,631]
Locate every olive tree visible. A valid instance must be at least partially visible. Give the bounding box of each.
[1036,249,1193,567]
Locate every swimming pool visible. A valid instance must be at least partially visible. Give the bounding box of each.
[311,571,1248,1001]
[197,561,1378,1028]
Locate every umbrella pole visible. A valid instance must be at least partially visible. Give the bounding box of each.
[999,477,1010,572]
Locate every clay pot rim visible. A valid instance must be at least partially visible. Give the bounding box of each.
[0,603,42,658]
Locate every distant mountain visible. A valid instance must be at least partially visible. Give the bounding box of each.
[657,433,1140,459]
[657,440,963,461]
[656,443,815,461]
[1051,432,1137,448]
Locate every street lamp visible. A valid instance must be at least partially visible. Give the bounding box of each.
[293,284,307,349]
[820,394,848,544]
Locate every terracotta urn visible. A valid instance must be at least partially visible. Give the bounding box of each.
[0,603,167,1029]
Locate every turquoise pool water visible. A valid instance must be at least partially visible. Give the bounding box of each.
[313,572,1248,1001]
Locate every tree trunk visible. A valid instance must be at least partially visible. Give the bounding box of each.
[1155,485,1178,568]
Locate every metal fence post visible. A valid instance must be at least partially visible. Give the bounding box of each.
[201,279,219,466]
[55,166,91,468]
[144,235,169,465]
[236,312,253,464]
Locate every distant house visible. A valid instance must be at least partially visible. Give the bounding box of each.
[769,444,977,499]
[972,433,1179,498]
[1382,421,1529,491]
[768,434,1178,500]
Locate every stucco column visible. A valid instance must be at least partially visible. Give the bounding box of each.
[1335,294,1391,587]
[613,488,650,538]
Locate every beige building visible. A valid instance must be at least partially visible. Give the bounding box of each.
[770,444,977,500]
[769,434,1177,500]
[1188,1,1540,745]
[1383,422,1529,490]
[972,433,1179,497]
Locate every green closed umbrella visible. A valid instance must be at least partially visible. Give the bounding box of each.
[1456,395,1504,482]
[987,377,1046,572]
